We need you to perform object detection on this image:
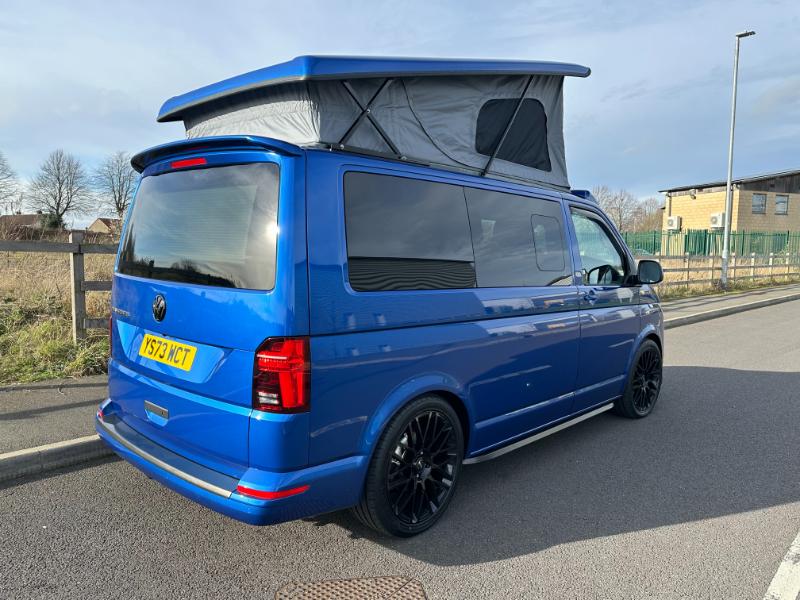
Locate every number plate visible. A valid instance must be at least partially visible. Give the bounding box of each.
[138,334,197,372]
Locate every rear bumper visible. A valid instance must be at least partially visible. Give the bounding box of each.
[95,402,367,526]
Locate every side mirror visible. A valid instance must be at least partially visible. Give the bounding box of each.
[637,259,663,285]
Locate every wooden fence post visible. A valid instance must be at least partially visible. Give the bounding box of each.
[69,230,86,343]
[684,253,690,287]
[709,255,715,284]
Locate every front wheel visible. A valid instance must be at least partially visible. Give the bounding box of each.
[353,395,464,537]
[614,340,663,418]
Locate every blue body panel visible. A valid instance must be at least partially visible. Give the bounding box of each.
[157,56,591,122]
[102,135,663,528]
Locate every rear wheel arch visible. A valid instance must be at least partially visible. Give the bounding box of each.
[364,388,471,464]
[418,390,470,453]
[361,375,470,458]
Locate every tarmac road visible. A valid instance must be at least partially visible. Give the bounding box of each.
[2,301,799,599]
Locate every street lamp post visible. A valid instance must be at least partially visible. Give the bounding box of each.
[721,30,755,288]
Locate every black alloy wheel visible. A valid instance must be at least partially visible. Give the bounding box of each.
[614,339,663,419]
[353,395,464,537]
[631,346,662,414]
[386,409,459,526]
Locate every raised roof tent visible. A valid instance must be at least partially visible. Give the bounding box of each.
[158,55,590,189]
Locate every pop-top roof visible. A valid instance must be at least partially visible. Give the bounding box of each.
[158,55,591,123]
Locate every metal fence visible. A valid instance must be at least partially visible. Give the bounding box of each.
[621,230,800,257]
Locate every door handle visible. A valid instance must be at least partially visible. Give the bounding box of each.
[583,289,598,304]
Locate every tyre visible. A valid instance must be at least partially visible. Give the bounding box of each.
[353,395,464,537]
[614,339,663,419]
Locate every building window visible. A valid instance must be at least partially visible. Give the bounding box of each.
[752,193,767,214]
[775,194,789,215]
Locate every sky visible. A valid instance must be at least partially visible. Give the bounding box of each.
[1,0,798,224]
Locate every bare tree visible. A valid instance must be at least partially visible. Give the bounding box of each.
[0,151,19,214]
[592,185,640,231]
[632,196,664,232]
[93,151,137,219]
[28,149,91,227]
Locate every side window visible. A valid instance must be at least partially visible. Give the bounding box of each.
[465,187,572,287]
[570,210,626,286]
[344,172,476,291]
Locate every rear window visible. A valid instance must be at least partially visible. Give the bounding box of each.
[118,163,279,290]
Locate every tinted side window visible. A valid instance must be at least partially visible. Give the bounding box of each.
[465,187,572,287]
[344,173,476,291]
[475,98,551,172]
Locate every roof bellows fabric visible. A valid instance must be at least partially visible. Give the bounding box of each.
[158,56,590,190]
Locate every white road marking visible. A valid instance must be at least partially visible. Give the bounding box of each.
[764,529,800,600]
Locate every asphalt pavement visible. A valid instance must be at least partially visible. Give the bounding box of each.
[2,301,799,599]
[0,376,107,453]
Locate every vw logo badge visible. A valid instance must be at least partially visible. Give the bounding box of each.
[152,294,167,322]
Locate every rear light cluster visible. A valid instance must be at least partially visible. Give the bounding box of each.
[253,337,310,413]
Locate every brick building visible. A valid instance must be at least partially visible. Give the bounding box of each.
[661,169,800,232]
[87,217,121,235]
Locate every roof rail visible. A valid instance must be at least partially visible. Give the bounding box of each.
[570,189,598,203]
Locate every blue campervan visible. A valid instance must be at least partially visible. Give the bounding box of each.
[96,56,664,537]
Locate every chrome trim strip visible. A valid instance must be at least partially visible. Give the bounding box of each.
[97,419,233,499]
[463,403,614,465]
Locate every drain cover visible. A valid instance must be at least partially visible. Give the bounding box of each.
[275,576,427,599]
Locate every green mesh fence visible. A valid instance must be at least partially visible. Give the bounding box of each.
[620,230,800,257]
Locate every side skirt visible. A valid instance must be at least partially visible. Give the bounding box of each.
[462,403,614,465]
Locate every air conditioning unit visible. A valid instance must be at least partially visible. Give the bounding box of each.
[666,215,682,231]
[709,212,725,229]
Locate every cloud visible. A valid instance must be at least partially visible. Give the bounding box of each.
[1,0,798,202]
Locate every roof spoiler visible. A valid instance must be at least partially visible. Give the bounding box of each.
[130,135,302,173]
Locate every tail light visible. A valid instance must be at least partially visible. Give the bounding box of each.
[253,337,310,413]
[108,316,113,353]
[170,157,207,169]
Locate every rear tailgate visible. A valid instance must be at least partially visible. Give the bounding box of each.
[107,150,308,477]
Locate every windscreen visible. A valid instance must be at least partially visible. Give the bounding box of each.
[118,163,279,290]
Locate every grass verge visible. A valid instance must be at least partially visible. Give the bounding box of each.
[0,296,108,384]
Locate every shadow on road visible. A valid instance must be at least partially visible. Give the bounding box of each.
[324,366,800,565]
[0,398,102,421]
